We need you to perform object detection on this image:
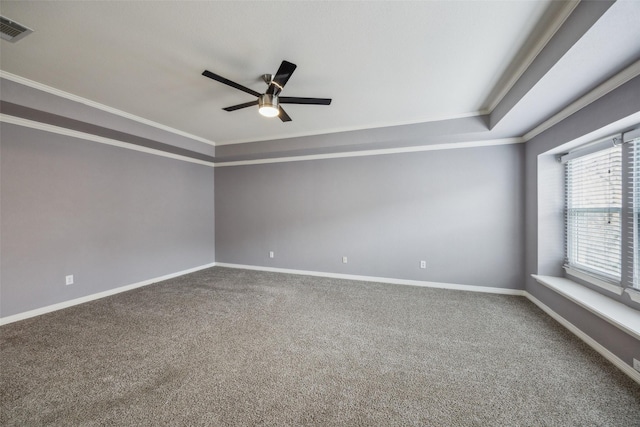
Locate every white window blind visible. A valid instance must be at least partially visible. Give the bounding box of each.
[565,143,622,283]
[629,136,640,289]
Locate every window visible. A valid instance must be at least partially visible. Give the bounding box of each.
[562,128,640,295]
[564,143,622,284]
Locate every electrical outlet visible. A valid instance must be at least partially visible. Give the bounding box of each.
[633,358,640,373]
[65,275,74,286]
[420,260,427,269]
[269,251,274,259]
[342,256,348,264]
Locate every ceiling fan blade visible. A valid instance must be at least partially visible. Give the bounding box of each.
[223,100,259,112]
[279,97,332,105]
[202,70,261,98]
[266,61,297,95]
[278,106,292,122]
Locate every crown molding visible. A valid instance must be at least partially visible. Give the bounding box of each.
[214,137,523,167]
[0,70,217,146]
[5,58,636,166]
[524,60,640,142]
[2,111,522,168]
[483,1,579,114]
[216,109,489,146]
[0,114,216,168]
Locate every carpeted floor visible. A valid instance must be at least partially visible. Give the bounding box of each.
[1,267,639,426]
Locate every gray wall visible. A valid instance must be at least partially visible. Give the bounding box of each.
[0,123,215,318]
[2,66,636,374]
[525,75,640,366]
[216,143,524,289]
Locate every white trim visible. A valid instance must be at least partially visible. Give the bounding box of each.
[543,112,640,157]
[563,266,624,296]
[0,70,484,149]
[524,60,640,142]
[2,49,636,157]
[627,288,640,303]
[559,133,622,164]
[0,70,217,146]
[532,275,640,340]
[0,262,217,326]
[484,1,579,113]
[1,112,522,168]
[623,127,640,143]
[216,110,489,146]
[523,290,640,385]
[214,137,524,167]
[0,114,216,168]
[215,262,524,296]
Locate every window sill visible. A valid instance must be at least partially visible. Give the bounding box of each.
[563,266,623,295]
[532,274,640,341]
[627,288,640,303]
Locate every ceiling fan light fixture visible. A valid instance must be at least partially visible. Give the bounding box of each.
[258,94,279,118]
[203,60,331,123]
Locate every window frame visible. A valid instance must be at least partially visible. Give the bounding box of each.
[563,138,623,291]
[561,129,640,297]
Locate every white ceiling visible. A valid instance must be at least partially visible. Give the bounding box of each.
[0,1,637,148]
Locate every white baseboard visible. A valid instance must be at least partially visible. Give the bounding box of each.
[215,262,525,296]
[0,262,216,326]
[4,261,637,385]
[0,261,520,325]
[523,291,640,385]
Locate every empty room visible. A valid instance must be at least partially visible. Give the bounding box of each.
[1,1,639,425]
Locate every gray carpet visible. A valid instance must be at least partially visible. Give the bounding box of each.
[1,267,639,426]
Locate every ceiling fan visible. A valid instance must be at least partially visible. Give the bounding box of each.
[202,60,331,122]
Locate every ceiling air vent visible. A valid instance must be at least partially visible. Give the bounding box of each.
[0,16,33,43]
